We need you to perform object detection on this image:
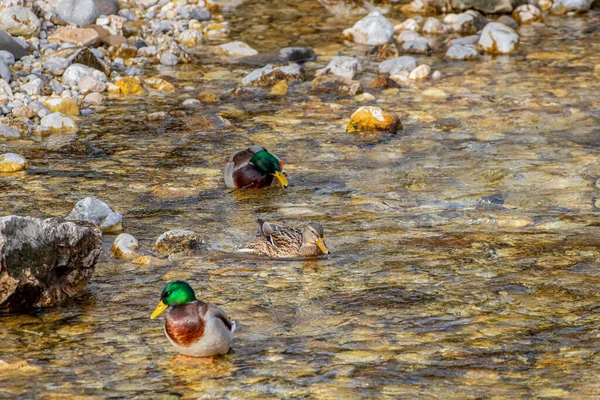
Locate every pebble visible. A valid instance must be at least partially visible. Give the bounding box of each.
[218,41,258,57]
[378,56,417,74]
[315,56,362,79]
[83,92,103,104]
[446,44,478,60]
[40,112,78,133]
[478,22,520,54]
[43,57,70,75]
[343,11,394,45]
[48,27,99,47]
[0,59,10,82]
[269,80,288,96]
[196,92,219,103]
[154,229,204,256]
[182,98,200,106]
[62,64,107,88]
[159,52,178,66]
[0,124,19,138]
[0,152,28,172]
[0,50,15,66]
[422,17,448,35]
[114,76,144,95]
[110,233,140,259]
[78,75,106,93]
[395,18,420,32]
[99,211,123,233]
[242,63,304,87]
[67,196,118,226]
[43,97,79,116]
[408,64,431,80]
[551,0,593,14]
[401,40,430,54]
[346,106,403,133]
[0,6,40,38]
[147,111,168,120]
[21,78,43,95]
[512,5,543,24]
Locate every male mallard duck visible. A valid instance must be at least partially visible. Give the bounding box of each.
[241,219,330,258]
[150,281,236,358]
[224,146,288,189]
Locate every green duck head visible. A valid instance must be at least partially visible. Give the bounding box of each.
[150,281,197,319]
[250,150,288,188]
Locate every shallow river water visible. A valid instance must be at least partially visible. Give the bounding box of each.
[1,0,600,398]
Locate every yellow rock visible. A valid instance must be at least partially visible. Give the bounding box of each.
[0,153,28,172]
[346,106,403,133]
[114,77,145,96]
[144,77,175,92]
[196,91,220,103]
[43,98,80,116]
[269,80,288,96]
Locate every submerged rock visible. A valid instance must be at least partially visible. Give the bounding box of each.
[111,233,139,259]
[241,63,304,87]
[378,56,417,74]
[512,5,543,24]
[478,22,519,54]
[114,76,144,95]
[0,216,102,310]
[154,229,204,256]
[0,153,27,172]
[446,44,478,60]
[269,80,288,96]
[311,75,362,96]
[346,106,402,134]
[343,11,394,45]
[315,56,362,79]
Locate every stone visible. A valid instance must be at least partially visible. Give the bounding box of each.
[242,63,304,87]
[343,11,394,45]
[447,34,480,47]
[99,211,122,233]
[378,56,418,74]
[0,79,11,97]
[396,30,425,44]
[54,0,118,27]
[0,50,15,66]
[110,233,139,259]
[182,98,200,106]
[0,216,102,310]
[497,15,519,29]
[40,112,78,133]
[43,57,70,75]
[401,40,430,54]
[311,75,362,96]
[269,80,288,96]
[512,5,543,23]
[451,11,488,35]
[409,64,431,80]
[0,59,9,82]
[109,44,136,59]
[0,124,19,138]
[67,197,122,234]
[196,92,219,103]
[101,34,127,47]
[395,18,420,32]
[315,56,362,79]
[114,76,144,95]
[48,27,99,47]
[218,41,258,57]
[278,47,316,63]
[143,77,174,92]
[147,111,167,121]
[83,92,103,104]
[346,106,403,133]
[538,0,553,10]
[401,0,426,13]
[446,44,478,60]
[478,22,519,54]
[0,30,27,60]
[70,48,110,75]
[178,29,203,47]
[431,70,442,80]
[77,75,106,93]
[62,63,107,88]
[20,78,43,95]
[0,6,40,38]
[137,46,157,57]
[451,0,516,13]
[0,153,27,171]
[154,229,203,256]
[43,98,80,116]
[422,17,448,35]
[186,114,231,129]
[159,52,178,66]
[551,0,593,13]
[367,76,400,90]
[12,105,35,118]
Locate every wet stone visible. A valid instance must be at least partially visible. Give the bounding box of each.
[512,5,543,24]
[218,41,258,57]
[196,92,219,103]
[311,75,362,96]
[154,229,204,256]
[401,40,430,55]
[0,152,27,171]
[346,106,403,133]
[446,44,478,60]
[241,63,304,87]
[40,112,78,133]
[478,22,519,54]
[315,56,362,80]
[110,233,139,259]
[378,56,417,74]
[343,11,394,45]
[269,80,288,96]
[0,124,19,138]
[409,64,431,80]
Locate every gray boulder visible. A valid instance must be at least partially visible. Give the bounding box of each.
[0,30,27,60]
[54,0,118,26]
[0,216,102,310]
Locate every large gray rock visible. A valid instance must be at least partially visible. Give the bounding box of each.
[67,196,122,233]
[343,11,394,45]
[0,216,102,310]
[54,0,118,26]
[0,30,26,60]
[61,63,107,88]
[315,56,362,79]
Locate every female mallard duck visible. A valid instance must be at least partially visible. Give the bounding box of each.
[150,281,236,358]
[241,219,330,258]
[224,146,288,189]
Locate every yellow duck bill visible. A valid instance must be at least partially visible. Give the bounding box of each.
[316,238,329,254]
[273,170,288,188]
[150,301,167,319]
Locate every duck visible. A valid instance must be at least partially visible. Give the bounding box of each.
[241,219,330,258]
[224,146,288,189]
[150,281,236,358]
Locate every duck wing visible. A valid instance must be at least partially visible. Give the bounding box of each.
[204,303,235,332]
[257,219,302,248]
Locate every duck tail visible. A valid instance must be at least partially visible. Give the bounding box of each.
[231,321,237,334]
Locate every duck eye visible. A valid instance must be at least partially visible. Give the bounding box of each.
[165,291,172,297]
[282,170,287,176]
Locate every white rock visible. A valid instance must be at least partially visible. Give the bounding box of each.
[379,56,418,74]
[78,75,106,92]
[218,41,258,57]
[395,18,420,32]
[83,92,103,104]
[512,4,543,23]
[67,197,113,225]
[137,46,157,57]
[21,78,43,95]
[402,40,430,54]
[242,63,304,86]
[343,11,394,45]
[477,22,519,54]
[99,211,122,233]
[551,0,592,13]
[0,6,40,37]
[111,233,139,259]
[43,57,70,75]
[0,124,19,137]
[408,64,431,80]
[396,30,425,44]
[0,50,15,66]
[62,64,107,88]
[538,0,553,10]
[160,52,178,66]
[447,34,480,47]
[445,44,478,60]
[0,59,10,82]
[178,29,203,47]
[390,70,410,84]
[0,152,27,171]
[40,112,78,133]
[0,79,13,97]
[422,17,448,35]
[431,70,442,80]
[182,98,200,106]
[54,0,103,26]
[316,56,362,79]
